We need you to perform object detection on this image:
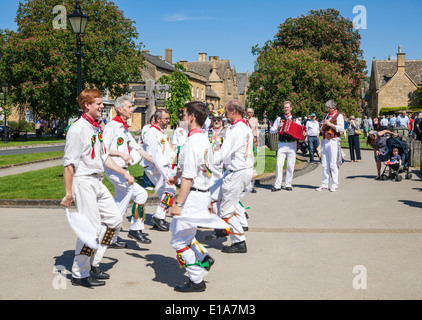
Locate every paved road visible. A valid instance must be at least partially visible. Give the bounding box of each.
[0,144,65,156]
[1,149,422,301]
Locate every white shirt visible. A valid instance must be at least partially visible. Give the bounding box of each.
[172,127,188,148]
[139,124,150,144]
[143,124,175,169]
[306,120,320,137]
[396,115,410,128]
[63,117,109,176]
[103,119,141,168]
[213,119,254,172]
[380,118,389,126]
[180,129,214,191]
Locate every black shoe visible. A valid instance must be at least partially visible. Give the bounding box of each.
[71,276,106,288]
[222,241,247,253]
[271,187,281,192]
[244,212,249,219]
[251,188,257,193]
[201,255,215,271]
[108,241,127,249]
[205,229,228,240]
[285,187,292,191]
[243,226,249,232]
[128,230,152,244]
[174,280,206,293]
[90,266,110,279]
[152,217,169,231]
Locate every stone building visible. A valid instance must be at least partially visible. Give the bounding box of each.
[183,53,247,110]
[369,46,422,117]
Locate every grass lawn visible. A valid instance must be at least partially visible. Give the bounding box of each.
[0,151,64,167]
[0,148,280,200]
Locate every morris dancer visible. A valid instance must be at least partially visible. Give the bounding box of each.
[270,101,297,192]
[169,101,229,292]
[103,96,155,247]
[61,89,134,288]
[212,100,254,253]
[316,100,344,192]
[143,109,176,231]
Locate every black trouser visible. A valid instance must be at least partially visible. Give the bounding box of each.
[348,134,361,161]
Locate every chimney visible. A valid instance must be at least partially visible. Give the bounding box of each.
[165,48,172,64]
[397,45,406,73]
[179,60,188,70]
[209,56,220,61]
[143,49,150,54]
[199,53,207,62]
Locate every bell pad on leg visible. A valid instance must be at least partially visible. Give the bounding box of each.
[101,227,117,246]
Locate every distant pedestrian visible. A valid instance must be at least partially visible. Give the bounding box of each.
[305,113,320,163]
[347,115,361,162]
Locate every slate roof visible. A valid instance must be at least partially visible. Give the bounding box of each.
[372,59,422,90]
[186,60,231,80]
[142,52,176,73]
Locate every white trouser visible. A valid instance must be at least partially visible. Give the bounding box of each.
[145,167,176,219]
[220,168,253,243]
[210,173,248,228]
[275,141,297,188]
[321,138,340,188]
[71,175,122,279]
[106,168,148,236]
[170,191,211,284]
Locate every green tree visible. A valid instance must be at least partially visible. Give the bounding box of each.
[158,63,192,126]
[249,47,356,120]
[0,0,144,120]
[250,8,366,118]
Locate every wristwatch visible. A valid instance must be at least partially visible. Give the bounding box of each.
[176,202,183,207]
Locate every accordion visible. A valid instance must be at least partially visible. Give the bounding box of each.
[279,120,306,141]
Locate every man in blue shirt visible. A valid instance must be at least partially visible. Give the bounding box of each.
[389,115,397,130]
[395,111,410,128]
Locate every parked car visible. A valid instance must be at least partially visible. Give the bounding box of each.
[0,125,13,138]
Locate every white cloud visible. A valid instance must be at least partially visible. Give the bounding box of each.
[163,12,213,22]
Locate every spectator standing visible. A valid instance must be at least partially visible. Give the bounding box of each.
[380,116,389,130]
[414,112,422,141]
[305,113,320,163]
[362,116,370,137]
[373,117,379,131]
[396,111,410,128]
[389,114,397,130]
[347,115,362,162]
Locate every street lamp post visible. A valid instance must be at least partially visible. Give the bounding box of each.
[67,0,89,118]
[2,82,9,144]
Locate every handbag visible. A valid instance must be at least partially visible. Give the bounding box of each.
[354,128,362,135]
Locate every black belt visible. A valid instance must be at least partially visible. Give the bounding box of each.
[190,187,209,193]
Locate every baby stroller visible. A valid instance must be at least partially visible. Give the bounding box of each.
[380,136,412,181]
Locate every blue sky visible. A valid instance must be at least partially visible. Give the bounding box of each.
[1,0,421,75]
